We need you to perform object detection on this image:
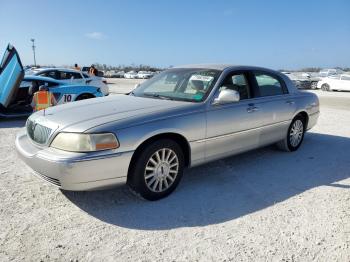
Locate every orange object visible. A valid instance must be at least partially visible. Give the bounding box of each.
[32,91,55,111]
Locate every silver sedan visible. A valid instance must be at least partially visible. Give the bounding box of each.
[16,65,319,200]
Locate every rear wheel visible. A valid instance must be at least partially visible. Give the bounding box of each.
[75,93,95,101]
[310,81,318,90]
[127,139,184,201]
[321,84,331,91]
[277,115,306,152]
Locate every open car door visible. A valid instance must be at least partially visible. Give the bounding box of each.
[0,44,24,107]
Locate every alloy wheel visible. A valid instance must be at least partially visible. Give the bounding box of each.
[289,119,304,147]
[144,148,179,193]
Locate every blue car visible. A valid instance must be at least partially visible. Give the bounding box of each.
[0,44,104,118]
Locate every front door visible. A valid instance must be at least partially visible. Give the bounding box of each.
[205,71,262,162]
[0,44,24,107]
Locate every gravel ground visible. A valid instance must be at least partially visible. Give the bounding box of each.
[0,86,349,261]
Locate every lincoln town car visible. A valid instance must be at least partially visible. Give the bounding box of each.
[15,64,319,200]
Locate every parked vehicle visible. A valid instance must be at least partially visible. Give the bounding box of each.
[124,71,138,79]
[16,64,319,200]
[104,70,117,78]
[319,68,343,78]
[317,74,350,91]
[81,66,104,77]
[137,71,153,79]
[0,45,104,118]
[115,71,125,78]
[283,72,319,90]
[32,68,109,96]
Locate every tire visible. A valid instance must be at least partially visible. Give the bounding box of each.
[321,84,330,91]
[310,81,318,90]
[75,93,95,101]
[127,139,185,201]
[277,115,306,152]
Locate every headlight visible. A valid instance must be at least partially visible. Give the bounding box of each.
[50,133,119,152]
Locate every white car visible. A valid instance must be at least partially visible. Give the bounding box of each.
[317,74,350,91]
[318,68,343,78]
[31,68,109,95]
[124,71,138,79]
[137,71,153,79]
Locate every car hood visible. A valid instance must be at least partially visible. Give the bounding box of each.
[29,94,199,133]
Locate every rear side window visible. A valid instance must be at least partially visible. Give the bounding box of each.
[254,73,285,97]
[58,71,82,80]
[41,70,57,79]
[341,75,350,81]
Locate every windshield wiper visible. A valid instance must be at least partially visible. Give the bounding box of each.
[143,93,174,100]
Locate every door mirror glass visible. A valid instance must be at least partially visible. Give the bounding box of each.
[213,89,240,105]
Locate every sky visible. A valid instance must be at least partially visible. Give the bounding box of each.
[0,0,349,69]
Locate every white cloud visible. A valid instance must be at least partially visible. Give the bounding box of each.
[85,32,106,40]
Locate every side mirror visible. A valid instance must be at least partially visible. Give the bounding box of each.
[213,89,240,105]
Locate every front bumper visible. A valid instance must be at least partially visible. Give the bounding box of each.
[15,128,133,191]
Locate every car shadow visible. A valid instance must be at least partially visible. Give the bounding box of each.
[0,118,27,128]
[63,132,350,230]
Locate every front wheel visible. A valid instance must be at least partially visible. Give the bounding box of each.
[127,139,184,201]
[277,115,305,152]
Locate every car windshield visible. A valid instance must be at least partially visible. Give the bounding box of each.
[132,68,221,102]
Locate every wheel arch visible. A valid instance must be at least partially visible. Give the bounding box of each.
[127,132,191,180]
[75,92,95,101]
[293,111,309,128]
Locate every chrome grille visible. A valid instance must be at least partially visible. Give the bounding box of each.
[26,119,52,144]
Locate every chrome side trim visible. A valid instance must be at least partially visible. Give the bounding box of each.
[193,120,290,143]
[37,150,135,163]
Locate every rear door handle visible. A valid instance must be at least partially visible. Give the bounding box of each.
[286,100,295,105]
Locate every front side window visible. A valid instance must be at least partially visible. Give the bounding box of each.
[219,73,250,100]
[132,68,220,102]
[70,72,82,79]
[254,73,285,97]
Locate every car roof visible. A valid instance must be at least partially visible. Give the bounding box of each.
[173,64,280,73]
[35,67,83,73]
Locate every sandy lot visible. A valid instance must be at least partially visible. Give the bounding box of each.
[0,84,349,261]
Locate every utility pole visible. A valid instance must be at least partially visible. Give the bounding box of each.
[30,38,36,66]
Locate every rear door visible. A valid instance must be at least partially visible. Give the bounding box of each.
[0,44,24,107]
[250,71,297,146]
